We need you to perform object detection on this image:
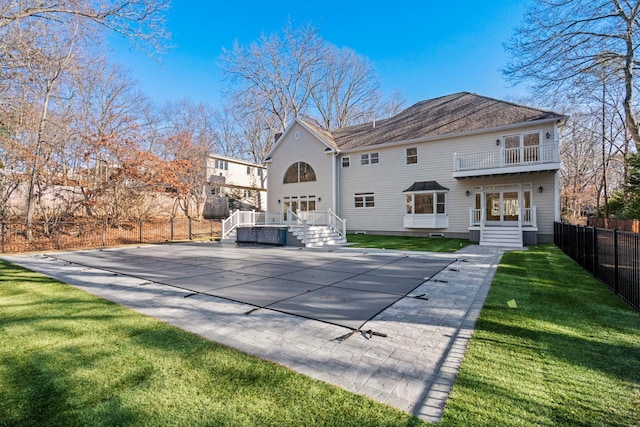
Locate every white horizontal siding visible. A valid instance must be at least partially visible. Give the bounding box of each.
[266,123,334,214]
[338,128,559,236]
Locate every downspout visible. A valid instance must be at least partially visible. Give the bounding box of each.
[332,151,338,213]
[554,122,561,222]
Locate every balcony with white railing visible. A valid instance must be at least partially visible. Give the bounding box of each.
[453,143,560,178]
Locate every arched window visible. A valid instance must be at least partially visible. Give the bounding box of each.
[283,162,316,184]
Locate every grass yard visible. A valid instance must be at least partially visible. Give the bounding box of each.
[346,233,470,252]
[439,244,640,426]
[0,259,424,427]
[2,244,639,426]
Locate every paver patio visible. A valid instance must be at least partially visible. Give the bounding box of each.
[3,242,504,422]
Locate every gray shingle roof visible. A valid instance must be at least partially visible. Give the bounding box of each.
[305,92,565,151]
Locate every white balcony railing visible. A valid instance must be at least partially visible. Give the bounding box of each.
[454,143,559,173]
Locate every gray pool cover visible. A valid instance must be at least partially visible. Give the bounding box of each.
[51,243,454,333]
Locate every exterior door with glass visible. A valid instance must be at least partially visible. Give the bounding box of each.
[485,191,520,225]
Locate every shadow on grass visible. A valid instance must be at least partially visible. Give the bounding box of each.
[475,317,640,380]
[0,348,140,426]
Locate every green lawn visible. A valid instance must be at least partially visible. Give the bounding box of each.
[346,233,470,252]
[0,259,424,427]
[439,245,640,426]
[2,244,639,426]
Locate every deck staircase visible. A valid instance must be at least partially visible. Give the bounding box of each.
[220,229,236,244]
[289,225,347,247]
[480,226,523,248]
[221,209,347,248]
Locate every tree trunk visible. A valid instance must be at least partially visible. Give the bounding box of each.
[622,32,640,146]
[26,82,53,240]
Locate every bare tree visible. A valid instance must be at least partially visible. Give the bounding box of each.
[211,107,243,158]
[503,0,640,146]
[311,46,382,130]
[220,22,324,134]
[70,58,151,217]
[0,0,170,56]
[6,17,83,237]
[157,99,217,218]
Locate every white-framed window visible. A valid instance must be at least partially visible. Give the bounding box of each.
[283,161,317,184]
[406,147,417,164]
[503,132,542,164]
[406,192,447,214]
[247,166,252,175]
[243,190,252,198]
[354,192,375,208]
[342,156,350,168]
[215,159,229,170]
[360,152,379,165]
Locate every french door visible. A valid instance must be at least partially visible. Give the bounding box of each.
[477,185,532,226]
[485,191,519,225]
[282,195,316,219]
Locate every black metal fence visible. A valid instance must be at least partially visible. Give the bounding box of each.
[1,219,221,254]
[554,222,639,311]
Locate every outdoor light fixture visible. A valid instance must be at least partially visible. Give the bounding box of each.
[546,132,551,139]
[277,199,281,204]
[538,186,543,193]
[318,197,322,202]
[465,190,470,196]
[496,138,501,145]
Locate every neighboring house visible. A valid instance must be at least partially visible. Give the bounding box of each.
[204,154,267,218]
[264,92,568,246]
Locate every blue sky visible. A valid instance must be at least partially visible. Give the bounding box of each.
[109,0,532,109]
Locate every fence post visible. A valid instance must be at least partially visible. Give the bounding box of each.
[170,218,174,241]
[210,219,213,237]
[1,222,4,254]
[614,229,619,295]
[593,227,598,277]
[189,217,192,240]
[57,222,61,250]
[139,219,143,243]
[102,221,106,247]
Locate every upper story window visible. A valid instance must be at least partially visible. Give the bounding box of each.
[503,132,542,164]
[361,152,379,165]
[406,147,417,164]
[247,166,252,175]
[283,161,317,184]
[215,159,229,170]
[342,156,350,168]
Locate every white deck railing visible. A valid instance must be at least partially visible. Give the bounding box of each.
[297,209,346,239]
[454,143,558,172]
[222,210,256,239]
[469,206,537,227]
[222,209,346,241]
[287,209,308,244]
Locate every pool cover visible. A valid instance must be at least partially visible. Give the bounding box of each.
[52,243,455,332]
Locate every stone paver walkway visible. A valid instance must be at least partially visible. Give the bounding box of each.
[3,243,505,422]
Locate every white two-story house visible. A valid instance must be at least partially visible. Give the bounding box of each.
[204,154,267,218]
[263,92,567,246]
